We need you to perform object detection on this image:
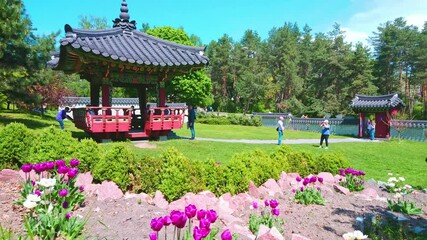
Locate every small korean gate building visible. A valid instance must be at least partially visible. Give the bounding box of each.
[48,0,209,139]
[349,93,405,138]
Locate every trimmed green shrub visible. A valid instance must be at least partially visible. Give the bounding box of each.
[316,153,350,174]
[92,143,133,191]
[230,150,281,186]
[158,148,204,201]
[286,151,317,177]
[0,122,33,169]
[199,160,228,196]
[74,138,101,173]
[25,126,78,164]
[224,156,252,195]
[129,156,163,194]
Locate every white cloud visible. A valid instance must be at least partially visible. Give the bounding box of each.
[340,0,427,50]
[345,0,427,40]
[341,28,369,46]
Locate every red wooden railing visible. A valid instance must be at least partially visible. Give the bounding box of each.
[72,106,186,137]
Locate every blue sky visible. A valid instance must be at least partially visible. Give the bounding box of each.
[24,0,427,46]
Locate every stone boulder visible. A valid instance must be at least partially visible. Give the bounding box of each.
[262,179,282,197]
[154,190,169,209]
[333,184,350,195]
[256,225,284,240]
[317,172,335,184]
[75,172,93,187]
[0,169,22,183]
[96,181,124,201]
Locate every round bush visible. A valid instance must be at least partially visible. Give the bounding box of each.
[0,122,33,168]
[26,126,78,164]
[92,143,134,191]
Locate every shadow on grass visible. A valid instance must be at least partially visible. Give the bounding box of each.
[0,115,52,130]
[70,130,92,140]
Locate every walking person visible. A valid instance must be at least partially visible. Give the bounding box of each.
[56,107,71,130]
[188,105,196,140]
[277,116,285,145]
[318,119,330,149]
[370,120,376,140]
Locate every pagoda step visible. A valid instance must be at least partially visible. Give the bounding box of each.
[126,130,148,139]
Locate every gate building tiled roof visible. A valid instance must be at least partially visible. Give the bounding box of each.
[349,93,405,112]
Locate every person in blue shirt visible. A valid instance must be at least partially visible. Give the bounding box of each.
[56,107,71,130]
[187,105,196,140]
[277,116,285,145]
[318,119,330,149]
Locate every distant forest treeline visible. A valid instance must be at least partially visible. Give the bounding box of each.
[1,0,426,119]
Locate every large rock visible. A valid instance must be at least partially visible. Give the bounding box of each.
[168,197,187,211]
[248,181,261,198]
[262,179,282,197]
[356,187,379,201]
[317,172,335,184]
[256,225,284,240]
[291,233,312,240]
[75,172,93,187]
[154,190,169,209]
[0,169,22,183]
[277,172,289,190]
[333,184,350,195]
[228,223,256,240]
[96,181,124,201]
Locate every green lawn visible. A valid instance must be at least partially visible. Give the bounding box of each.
[172,123,347,140]
[2,111,426,188]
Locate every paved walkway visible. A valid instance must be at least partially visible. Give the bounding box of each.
[173,137,377,144]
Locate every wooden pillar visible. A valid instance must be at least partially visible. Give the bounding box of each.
[102,84,112,115]
[358,113,363,138]
[158,81,166,107]
[138,85,147,114]
[90,82,100,107]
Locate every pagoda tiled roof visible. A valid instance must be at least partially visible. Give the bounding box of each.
[349,93,405,111]
[62,97,186,108]
[49,26,208,69]
[48,1,208,70]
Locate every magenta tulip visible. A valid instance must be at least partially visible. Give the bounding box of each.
[318,177,324,183]
[264,199,269,206]
[70,159,80,167]
[185,204,197,218]
[199,218,211,229]
[252,201,258,209]
[150,217,164,231]
[65,212,72,219]
[271,208,280,216]
[162,216,172,226]
[221,229,232,240]
[296,176,302,182]
[149,232,157,240]
[55,159,66,167]
[269,199,279,209]
[59,189,68,197]
[206,209,218,223]
[67,168,79,179]
[197,209,206,220]
[21,164,32,173]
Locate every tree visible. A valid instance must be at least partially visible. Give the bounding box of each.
[0,0,58,108]
[78,16,109,30]
[145,26,213,107]
[206,35,235,111]
[266,22,303,112]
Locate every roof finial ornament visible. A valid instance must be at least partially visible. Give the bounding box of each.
[119,0,129,21]
[112,0,136,31]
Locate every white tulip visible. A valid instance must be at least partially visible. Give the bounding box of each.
[353,230,368,239]
[23,200,37,209]
[47,204,53,213]
[36,178,56,188]
[388,177,397,182]
[26,194,41,202]
[398,177,405,181]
